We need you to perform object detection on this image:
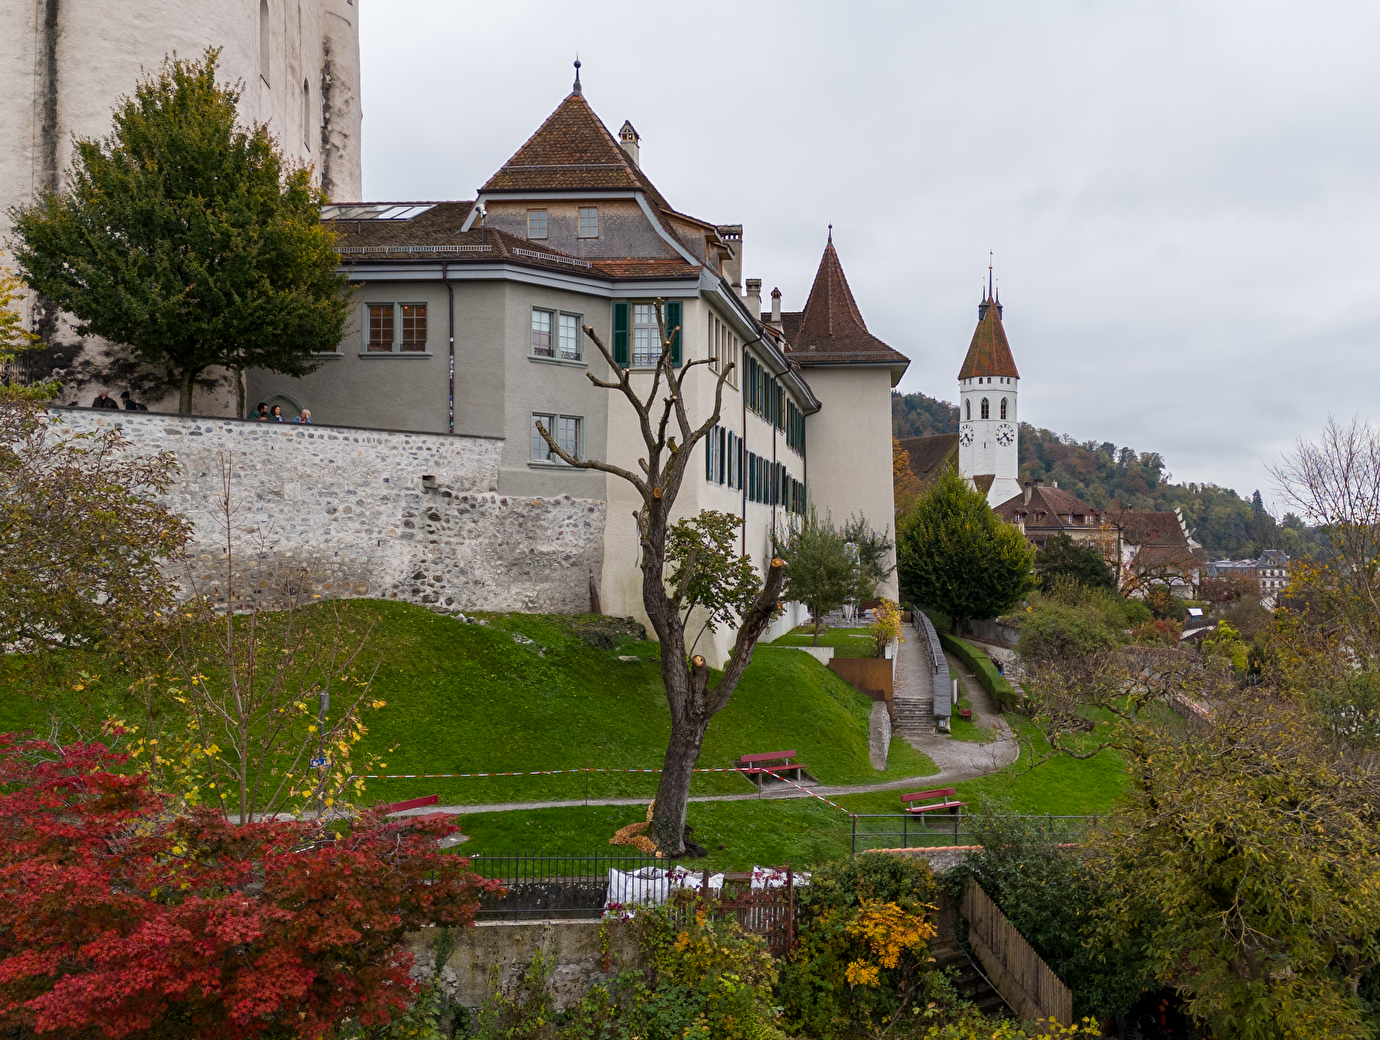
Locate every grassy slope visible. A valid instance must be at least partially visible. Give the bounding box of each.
[768,626,878,658]
[0,600,936,807]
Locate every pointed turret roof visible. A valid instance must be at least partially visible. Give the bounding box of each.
[481,90,662,196]
[781,234,910,368]
[957,291,1020,380]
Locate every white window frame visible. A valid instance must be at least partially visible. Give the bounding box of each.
[528,209,548,240]
[632,303,660,367]
[365,301,396,352]
[557,311,583,362]
[530,411,583,466]
[399,301,428,352]
[530,307,554,358]
[578,207,599,238]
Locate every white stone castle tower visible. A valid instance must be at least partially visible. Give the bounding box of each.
[957,280,1022,508]
[0,0,363,411]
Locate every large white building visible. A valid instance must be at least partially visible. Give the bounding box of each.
[1,0,363,407]
[246,73,908,661]
[957,286,1022,507]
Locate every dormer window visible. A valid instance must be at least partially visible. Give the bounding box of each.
[579,207,599,238]
[528,209,548,239]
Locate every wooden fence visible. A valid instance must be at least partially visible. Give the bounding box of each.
[962,880,1072,1027]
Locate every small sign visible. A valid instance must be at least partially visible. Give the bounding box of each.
[311,757,327,768]
[1187,608,1204,618]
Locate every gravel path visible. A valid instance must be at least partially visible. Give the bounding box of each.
[394,634,1020,820]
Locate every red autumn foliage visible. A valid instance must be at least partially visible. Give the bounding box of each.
[0,736,499,1040]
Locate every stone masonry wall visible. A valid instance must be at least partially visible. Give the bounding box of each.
[53,409,606,614]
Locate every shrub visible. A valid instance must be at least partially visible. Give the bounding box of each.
[948,818,1149,1023]
[780,854,962,1038]
[1145,586,1187,622]
[871,599,902,657]
[939,632,1021,710]
[1130,617,1182,647]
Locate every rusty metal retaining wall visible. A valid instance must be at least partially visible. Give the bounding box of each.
[962,879,1072,1026]
[827,657,894,707]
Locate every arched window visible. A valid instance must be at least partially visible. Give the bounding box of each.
[1000,398,1007,419]
[980,398,990,419]
[259,0,271,84]
[302,79,311,149]
[965,399,971,421]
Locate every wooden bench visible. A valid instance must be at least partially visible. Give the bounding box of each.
[380,794,439,815]
[901,788,967,817]
[738,751,806,785]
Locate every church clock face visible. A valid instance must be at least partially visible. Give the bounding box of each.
[959,424,974,448]
[996,423,1015,447]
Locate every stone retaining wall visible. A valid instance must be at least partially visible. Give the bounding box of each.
[53,408,606,615]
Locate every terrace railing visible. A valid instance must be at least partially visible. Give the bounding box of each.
[849,814,1102,854]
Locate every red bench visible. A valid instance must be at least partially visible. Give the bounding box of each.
[381,794,439,815]
[738,751,805,785]
[901,788,966,817]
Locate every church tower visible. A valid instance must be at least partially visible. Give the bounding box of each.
[957,281,1022,508]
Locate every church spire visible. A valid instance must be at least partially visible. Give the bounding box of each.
[960,280,1018,380]
[572,58,582,96]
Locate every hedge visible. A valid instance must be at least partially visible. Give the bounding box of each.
[938,631,1022,711]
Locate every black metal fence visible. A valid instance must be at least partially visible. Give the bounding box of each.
[467,852,696,920]
[849,814,1102,854]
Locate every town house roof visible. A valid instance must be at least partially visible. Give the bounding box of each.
[958,293,1020,380]
[995,483,1104,531]
[899,434,960,490]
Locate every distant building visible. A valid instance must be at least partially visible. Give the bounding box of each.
[994,478,1108,550]
[956,283,1021,507]
[1207,549,1290,607]
[1117,509,1203,598]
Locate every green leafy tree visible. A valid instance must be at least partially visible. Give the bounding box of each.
[10,49,351,414]
[666,510,761,658]
[843,514,896,601]
[1034,532,1112,591]
[0,390,190,653]
[774,507,860,646]
[897,469,1036,634]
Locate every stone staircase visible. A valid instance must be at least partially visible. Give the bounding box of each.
[891,696,936,737]
[931,940,1010,1019]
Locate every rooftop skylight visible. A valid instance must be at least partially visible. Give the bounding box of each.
[320,203,436,221]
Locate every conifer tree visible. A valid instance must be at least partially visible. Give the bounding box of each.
[10,49,350,414]
[897,468,1036,633]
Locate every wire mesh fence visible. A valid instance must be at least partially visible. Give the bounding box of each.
[467,852,690,920]
[849,814,1103,854]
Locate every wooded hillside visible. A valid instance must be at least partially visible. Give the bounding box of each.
[891,390,1313,560]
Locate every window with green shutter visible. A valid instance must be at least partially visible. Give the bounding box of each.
[612,302,629,367]
[666,301,682,367]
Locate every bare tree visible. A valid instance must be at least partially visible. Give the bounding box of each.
[152,455,385,823]
[536,301,785,855]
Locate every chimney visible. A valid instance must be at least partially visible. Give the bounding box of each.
[618,120,640,166]
[1023,479,1033,506]
[716,224,743,291]
[746,278,762,318]
[770,287,782,326]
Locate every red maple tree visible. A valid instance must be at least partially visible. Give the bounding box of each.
[0,736,497,1039]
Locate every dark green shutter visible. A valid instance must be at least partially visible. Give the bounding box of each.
[666,301,682,366]
[706,428,713,481]
[612,302,629,367]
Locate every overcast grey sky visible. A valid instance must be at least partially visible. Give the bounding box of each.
[357,1,1380,510]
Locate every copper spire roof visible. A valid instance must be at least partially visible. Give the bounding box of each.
[481,90,657,195]
[783,236,910,366]
[957,292,1020,380]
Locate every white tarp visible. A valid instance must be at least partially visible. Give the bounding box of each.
[605,866,808,911]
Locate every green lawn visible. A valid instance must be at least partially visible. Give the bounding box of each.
[0,601,936,809]
[768,625,878,658]
[947,678,996,743]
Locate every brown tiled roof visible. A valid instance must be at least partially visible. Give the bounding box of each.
[1119,511,1189,548]
[973,474,996,496]
[590,258,701,279]
[482,92,650,194]
[785,240,910,367]
[325,201,699,281]
[994,484,1104,529]
[958,296,1020,380]
[899,434,958,489]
